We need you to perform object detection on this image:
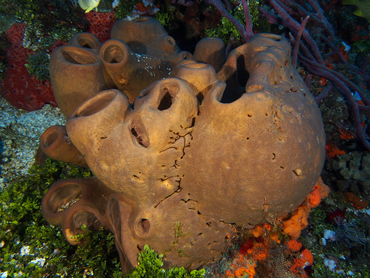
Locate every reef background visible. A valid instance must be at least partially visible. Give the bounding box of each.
[0,0,370,277]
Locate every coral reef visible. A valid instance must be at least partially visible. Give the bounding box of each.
[114,0,138,19]
[204,178,329,278]
[210,3,370,274]
[2,0,369,276]
[335,217,370,247]
[40,17,325,274]
[151,0,223,51]
[258,0,370,152]
[0,0,117,112]
[0,23,56,110]
[326,151,370,196]
[0,159,122,277]
[1,0,87,74]
[0,97,65,189]
[206,0,266,44]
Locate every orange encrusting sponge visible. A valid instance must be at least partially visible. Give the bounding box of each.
[224,177,329,277]
[283,177,330,239]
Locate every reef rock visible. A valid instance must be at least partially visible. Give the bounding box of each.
[41,18,325,273]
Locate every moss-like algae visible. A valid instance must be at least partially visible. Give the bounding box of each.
[0,159,122,277]
[25,52,50,81]
[126,245,205,278]
[114,0,138,19]
[0,0,85,80]
[204,0,264,44]
[326,152,370,197]
[301,201,370,277]
[0,158,208,276]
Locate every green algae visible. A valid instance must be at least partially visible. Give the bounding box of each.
[0,159,122,277]
[114,0,138,19]
[25,52,50,81]
[204,0,264,44]
[0,158,208,276]
[126,245,205,278]
[0,0,84,80]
